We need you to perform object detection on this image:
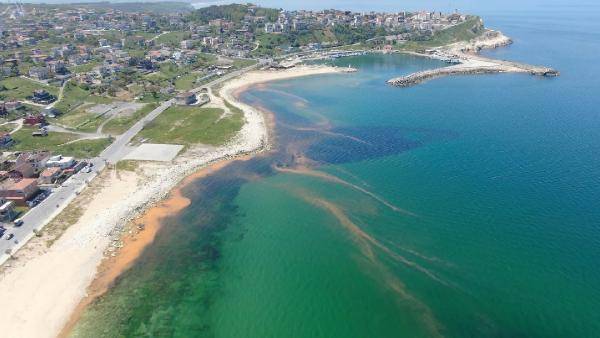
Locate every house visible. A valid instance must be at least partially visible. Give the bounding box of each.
[48,60,68,75]
[0,133,14,148]
[4,101,22,112]
[38,167,62,185]
[14,151,51,178]
[29,66,50,80]
[0,178,40,205]
[29,90,56,104]
[181,40,193,49]
[46,155,75,169]
[175,92,196,105]
[24,114,47,126]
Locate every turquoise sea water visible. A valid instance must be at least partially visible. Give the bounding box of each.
[72,3,600,337]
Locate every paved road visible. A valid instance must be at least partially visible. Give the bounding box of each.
[0,63,260,263]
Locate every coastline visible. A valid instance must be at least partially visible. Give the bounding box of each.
[0,65,348,338]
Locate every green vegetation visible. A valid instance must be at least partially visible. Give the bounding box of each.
[11,126,112,157]
[103,103,159,135]
[0,77,59,101]
[254,33,291,55]
[190,4,279,24]
[11,127,79,151]
[57,108,110,133]
[116,160,140,172]
[138,105,243,146]
[232,58,258,69]
[174,73,200,91]
[74,1,193,14]
[154,31,191,47]
[253,25,386,55]
[0,123,18,134]
[54,81,113,114]
[57,138,113,158]
[68,61,100,74]
[399,17,484,50]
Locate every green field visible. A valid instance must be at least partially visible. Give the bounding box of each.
[103,103,158,135]
[56,138,113,158]
[56,107,111,133]
[53,81,113,114]
[0,123,19,134]
[68,61,101,74]
[11,127,79,150]
[137,105,243,146]
[0,77,59,101]
[11,126,111,158]
[154,31,191,47]
[174,73,200,91]
[232,58,258,69]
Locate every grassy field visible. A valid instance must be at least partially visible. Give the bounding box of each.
[103,103,159,135]
[11,126,112,157]
[137,105,243,146]
[0,77,59,101]
[232,58,258,69]
[0,123,19,134]
[174,73,200,91]
[68,61,101,74]
[115,160,140,172]
[57,108,111,133]
[54,81,113,114]
[154,31,191,47]
[57,138,113,158]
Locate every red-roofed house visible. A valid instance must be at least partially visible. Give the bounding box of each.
[39,167,62,185]
[0,178,39,205]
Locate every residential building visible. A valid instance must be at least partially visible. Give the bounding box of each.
[38,167,62,185]
[0,178,40,205]
[28,66,50,80]
[46,155,75,168]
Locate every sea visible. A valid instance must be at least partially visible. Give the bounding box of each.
[71,2,600,337]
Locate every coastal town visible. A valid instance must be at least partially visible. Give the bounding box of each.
[0,2,494,252]
[0,2,562,338]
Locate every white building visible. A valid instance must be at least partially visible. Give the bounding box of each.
[46,155,75,169]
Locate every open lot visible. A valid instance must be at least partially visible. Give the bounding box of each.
[55,101,145,134]
[123,143,183,161]
[53,81,113,114]
[102,103,158,135]
[10,126,112,158]
[137,105,243,146]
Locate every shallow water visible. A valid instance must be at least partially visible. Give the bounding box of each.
[72,4,600,337]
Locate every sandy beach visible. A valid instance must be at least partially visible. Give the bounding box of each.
[0,64,347,338]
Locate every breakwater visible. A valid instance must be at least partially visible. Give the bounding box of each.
[388,59,559,87]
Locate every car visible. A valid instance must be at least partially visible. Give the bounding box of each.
[13,218,23,227]
[81,166,92,173]
[6,233,14,240]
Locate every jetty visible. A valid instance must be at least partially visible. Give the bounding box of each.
[388,54,559,87]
